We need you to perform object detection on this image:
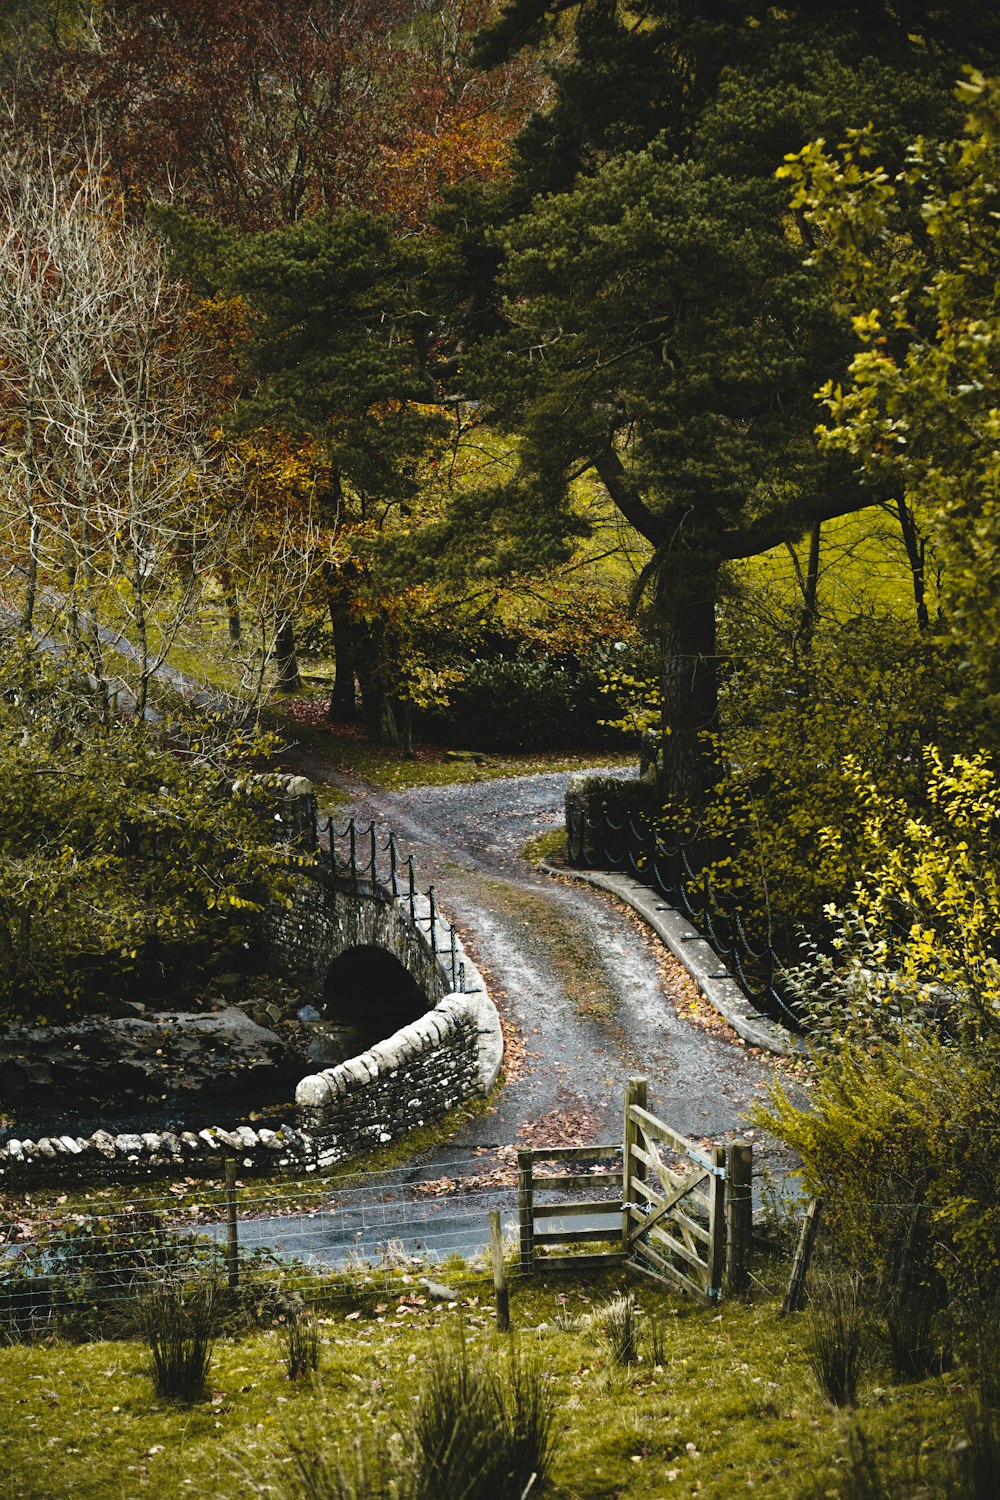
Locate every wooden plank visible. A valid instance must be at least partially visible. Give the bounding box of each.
[629,1178,712,1240]
[532,1252,626,1272]
[630,1238,705,1299]
[628,1249,703,1299]
[629,1146,714,1211]
[622,1078,647,1251]
[534,1226,624,1246]
[528,1144,622,1162]
[626,1169,709,1245]
[532,1172,623,1194]
[645,1222,709,1274]
[532,1200,624,1220]
[630,1143,685,1188]
[629,1106,719,1173]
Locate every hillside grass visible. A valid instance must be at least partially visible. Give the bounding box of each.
[0,1260,973,1500]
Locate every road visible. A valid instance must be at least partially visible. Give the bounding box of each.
[281,750,788,1173]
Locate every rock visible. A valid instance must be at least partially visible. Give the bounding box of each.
[0,1006,300,1115]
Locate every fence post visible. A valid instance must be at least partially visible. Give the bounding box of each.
[725,1139,753,1294]
[224,1158,240,1291]
[622,1076,647,1252]
[706,1143,727,1301]
[489,1209,510,1332]
[369,822,378,884]
[517,1150,534,1275]
[782,1197,824,1316]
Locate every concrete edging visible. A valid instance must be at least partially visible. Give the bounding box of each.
[541,862,803,1057]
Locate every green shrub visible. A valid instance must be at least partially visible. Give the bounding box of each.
[760,1032,1000,1303]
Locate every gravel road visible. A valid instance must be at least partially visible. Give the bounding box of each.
[282,752,789,1173]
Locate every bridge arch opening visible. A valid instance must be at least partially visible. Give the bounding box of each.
[322,944,426,1044]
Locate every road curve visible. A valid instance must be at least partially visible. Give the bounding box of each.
[284,753,788,1169]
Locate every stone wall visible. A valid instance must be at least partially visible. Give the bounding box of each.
[0,869,503,1187]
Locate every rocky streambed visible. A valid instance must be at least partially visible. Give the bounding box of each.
[0,980,369,1146]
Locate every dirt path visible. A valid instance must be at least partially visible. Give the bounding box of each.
[283,750,790,1172]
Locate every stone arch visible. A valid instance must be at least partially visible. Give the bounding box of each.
[322,943,424,1044]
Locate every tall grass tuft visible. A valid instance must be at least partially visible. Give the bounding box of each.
[806,1272,868,1407]
[281,1306,322,1382]
[135,1275,218,1401]
[278,1428,388,1500]
[599,1292,639,1366]
[946,1308,1000,1500]
[407,1337,557,1500]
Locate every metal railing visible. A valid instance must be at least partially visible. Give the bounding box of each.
[304,803,466,994]
[566,802,804,1030]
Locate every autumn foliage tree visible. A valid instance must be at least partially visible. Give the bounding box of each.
[10,0,548,229]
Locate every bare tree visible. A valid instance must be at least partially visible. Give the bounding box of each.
[0,145,316,718]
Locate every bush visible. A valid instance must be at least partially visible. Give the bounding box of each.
[0,648,302,1016]
[762,1032,1000,1304]
[135,1275,219,1401]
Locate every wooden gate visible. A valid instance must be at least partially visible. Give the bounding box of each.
[623,1078,729,1299]
[516,1078,753,1300]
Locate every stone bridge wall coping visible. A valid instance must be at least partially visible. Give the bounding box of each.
[0,870,503,1186]
[541,862,803,1057]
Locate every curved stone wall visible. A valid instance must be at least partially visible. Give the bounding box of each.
[0,865,503,1185]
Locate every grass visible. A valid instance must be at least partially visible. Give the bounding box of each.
[263,698,636,795]
[480,878,622,1024]
[0,1264,975,1500]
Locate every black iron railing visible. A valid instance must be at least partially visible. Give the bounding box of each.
[304,803,466,995]
[566,802,804,1031]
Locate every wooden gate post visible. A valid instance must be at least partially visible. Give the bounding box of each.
[706,1143,727,1299]
[725,1139,753,1294]
[489,1209,510,1332]
[224,1157,240,1290]
[622,1077,648,1251]
[781,1197,823,1316]
[517,1150,535,1274]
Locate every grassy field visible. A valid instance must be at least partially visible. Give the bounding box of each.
[0,1255,977,1500]
[265,695,636,796]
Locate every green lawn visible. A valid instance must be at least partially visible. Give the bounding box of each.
[0,1261,978,1500]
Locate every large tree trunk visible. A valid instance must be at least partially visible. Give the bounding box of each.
[274,620,302,693]
[654,558,721,808]
[327,599,358,721]
[354,616,400,748]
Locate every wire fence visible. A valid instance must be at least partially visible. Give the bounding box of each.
[566,801,804,1030]
[0,1149,568,1339]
